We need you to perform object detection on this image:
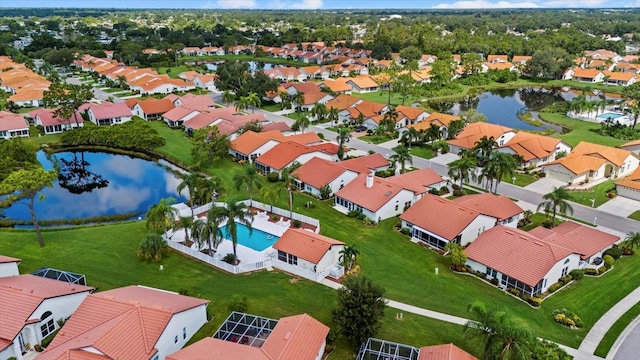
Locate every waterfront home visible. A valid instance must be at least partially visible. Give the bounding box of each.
[128,98,175,120]
[254,141,337,175]
[29,109,84,135]
[0,111,30,139]
[81,102,133,126]
[497,131,572,168]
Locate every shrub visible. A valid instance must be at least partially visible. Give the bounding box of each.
[598,266,608,274]
[222,253,237,264]
[266,172,279,182]
[527,296,542,307]
[507,288,521,297]
[559,275,573,285]
[552,309,584,328]
[400,228,411,236]
[137,233,169,262]
[569,269,584,281]
[439,186,449,195]
[452,189,465,197]
[622,247,635,256]
[603,254,615,269]
[34,344,43,352]
[585,268,599,276]
[347,210,361,218]
[604,245,623,260]
[228,295,249,312]
[428,188,440,195]
[317,133,325,140]
[548,282,562,293]
[292,219,302,228]
[271,214,279,221]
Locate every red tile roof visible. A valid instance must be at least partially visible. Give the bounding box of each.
[400,195,481,241]
[273,228,344,264]
[452,193,523,221]
[0,275,94,349]
[85,102,132,120]
[339,153,389,173]
[335,174,405,212]
[0,255,20,264]
[529,221,620,259]
[447,122,514,150]
[262,122,291,133]
[0,111,28,132]
[387,168,444,194]
[256,141,328,171]
[41,285,208,360]
[418,343,478,360]
[29,108,84,127]
[292,158,353,189]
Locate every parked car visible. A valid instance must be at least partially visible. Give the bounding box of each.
[355,125,368,132]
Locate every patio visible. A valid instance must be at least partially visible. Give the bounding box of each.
[213,311,279,348]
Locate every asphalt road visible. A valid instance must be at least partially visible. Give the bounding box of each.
[66,77,124,103]
[613,319,640,360]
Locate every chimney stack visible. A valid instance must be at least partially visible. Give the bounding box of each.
[366,171,374,188]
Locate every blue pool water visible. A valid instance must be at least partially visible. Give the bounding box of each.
[597,112,625,120]
[219,223,278,251]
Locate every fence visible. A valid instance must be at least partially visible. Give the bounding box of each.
[241,200,321,233]
[167,241,271,275]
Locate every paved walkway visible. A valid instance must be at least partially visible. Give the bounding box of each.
[579,286,640,355]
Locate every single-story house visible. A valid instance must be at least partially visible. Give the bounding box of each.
[319,79,353,94]
[562,68,605,83]
[497,131,572,169]
[292,157,360,198]
[254,141,336,175]
[30,109,84,135]
[0,255,20,277]
[345,76,379,93]
[0,275,94,360]
[466,222,620,296]
[357,338,477,360]
[400,194,497,250]
[452,193,524,227]
[386,168,445,202]
[273,228,346,281]
[544,141,639,185]
[406,112,459,139]
[166,312,329,360]
[620,139,640,156]
[229,130,322,162]
[297,91,334,112]
[0,111,29,139]
[339,153,390,174]
[39,285,209,360]
[395,105,429,126]
[604,71,637,86]
[130,98,175,120]
[81,102,133,126]
[616,167,640,201]
[447,122,517,155]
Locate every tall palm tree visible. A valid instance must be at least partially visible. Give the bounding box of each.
[219,200,254,260]
[221,89,235,105]
[174,216,194,244]
[487,152,522,193]
[390,145,413,174]
[310,103,327,123]
[465,302,534,360]
[177,172,200,217]
[233,163,263,205]
[473,136,498,165]
[291,91,305,111]
[145,197,179,236]
[235,96,250,114]
[426,123,442,143]
[192,176,222,208]
[295,115,311,133]
[537,186,574,228]
[261,186,282,213]
[336,128,351,160]
[624,231,640,250]
[281,168,297,218]
[327,106,340,127]
[448,155,477,188]
[245,92,261,113]
[191,207,225,255]
[339,245,360,270]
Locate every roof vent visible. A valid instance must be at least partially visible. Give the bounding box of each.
[505,231,514,235]
[534,242,544,246]
[284,331,292,340]
[384,191,392,196]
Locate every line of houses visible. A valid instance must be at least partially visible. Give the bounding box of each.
[0,56,51,108]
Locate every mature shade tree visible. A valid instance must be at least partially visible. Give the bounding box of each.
[393,73,417,106]
[526,47,573,79]
[43,82,94,127]
[233,163,263,205]
[0,138,38,181]
[191,127,230,166]
[390,145,412,174]
[137,233,169,262]
[219,200,254,261]
[371,42,392,60]
[332,276,386,347]
[0,168,57,248]
[465,302,534,360]
[399,45,422,62]
[537,186,574,228]
[145,197,179,236]
[430,55,457,89]
[461,52,483,76]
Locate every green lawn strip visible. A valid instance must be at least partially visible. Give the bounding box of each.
[351,91,416,107]
[501,172,539,187]
[594,301,640,358]
[359,135,395,144]
[146,121,195,166]
[155,65,191,78]
[408,146,436,159]
[565,180,616,208]
[261,103,283,112]
[538,112,626,148]
[628,211,640,221]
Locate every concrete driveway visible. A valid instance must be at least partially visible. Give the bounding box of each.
[524,177,568,194]
[598,196,640,218]
[431,152,459,166]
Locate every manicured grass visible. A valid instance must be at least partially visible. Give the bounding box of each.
[628,210,640,221]
[566,180,616,208]
[519,213,557,231]
[539,111,627,148]
[261,103,283,112]
[146,121,195,166]
[359,135,395,144]
[156,65,191,78]
[501,172,539,187]
[352,91,417,107]
[594,301,640,358]
[408,146,436,159]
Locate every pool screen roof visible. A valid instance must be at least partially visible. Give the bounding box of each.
[32,267,87,286]
[356,338,420,360]
[213,311,279,348]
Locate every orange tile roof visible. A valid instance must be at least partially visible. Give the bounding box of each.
[487,55,508,63]
[325,94,361,111]
[606,72,636,82]
[452,193,523,221]
[41,286,208,360]
[274,228,344,264]
[291,157,353,189]
[321,79,353,93]
[8,89,45,102]
[400,194,481,241]
[466,226,573,287]
[231,130,285,154]
[418,343,478,360]
[571,68,603,79]
[547,141,634,174]
[256,141,326,170]
[395,105,426,121]
[616,166,640,191]
[621,139,640,148]
[136,98,175,115]
[512,56,532,63]
[285,132,323,145]
[339,153,389,173]
[502,131,564,161]
[387,168,443,194]
[530,221,620,259]
[346,76,379,89]
[335,174,405,212]
[408,112,460,131]
[167,337,266,359]
[301,90,331,105]
[353,100,386,118]
[0,275,94,348]
[447,122,514,150]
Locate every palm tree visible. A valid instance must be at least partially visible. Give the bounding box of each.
[426,123,442,143]
[537,186,574,228]
[235,96,250,114]
[624,231,640,250]
[281,168,297,218]
[295,115,311,133]
[336,128,351,160]
[191,207,225,255]
[487,152,521,193]
[465,302,534,360]
[219,200,254,260]
[245,92,261,113]
[339,245,360,270]
[261,186,282,213]
[192,176,222,208]
[327,106,340,127]
[310,103,327,124]
[448,156,477,188]
[390,145,413,174]
[137,233,169,262]
[233,163,263,206]
[446,119,467,139]
[401,127,421,149]
[222,90,235,105]
[145,197,179,236]
[291,91,305,111]
[381,107,399,133]
[174,216,194,244]
[177,172,200,217]
[473,136,498,165]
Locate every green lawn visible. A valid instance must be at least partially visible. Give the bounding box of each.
[594,301,640,358]
[408,146,436,159]
[146,121,195,167]
[501,172,539,187]
[628,211,640,221]
[156,65,191,78]
[359,135,395,144]
[261,103,283,112]
[566,180,616,208]
[539,112,627,148]
[352,91,417,107]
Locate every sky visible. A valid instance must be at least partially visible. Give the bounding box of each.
[5,0,640,9]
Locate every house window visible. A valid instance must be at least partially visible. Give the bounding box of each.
[277,250,298,265]
[182,327,187,340]
[561,267,569,277]
[174,335,179,344]
[40,311,55,338]
[564,258,570,264]
[394,204,399,211]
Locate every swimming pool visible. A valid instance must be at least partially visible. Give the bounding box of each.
[219,223,278,251]
[597,112,625,120]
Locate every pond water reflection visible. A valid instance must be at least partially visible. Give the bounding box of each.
[3,151,187,222]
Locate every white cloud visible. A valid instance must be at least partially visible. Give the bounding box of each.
[269,0,322,9]
[542,0,605,6]
[203,0,257,9]
[434,0,539,8]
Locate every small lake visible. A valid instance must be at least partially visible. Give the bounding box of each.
[2,151,188,222]
[427,88,614,131]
